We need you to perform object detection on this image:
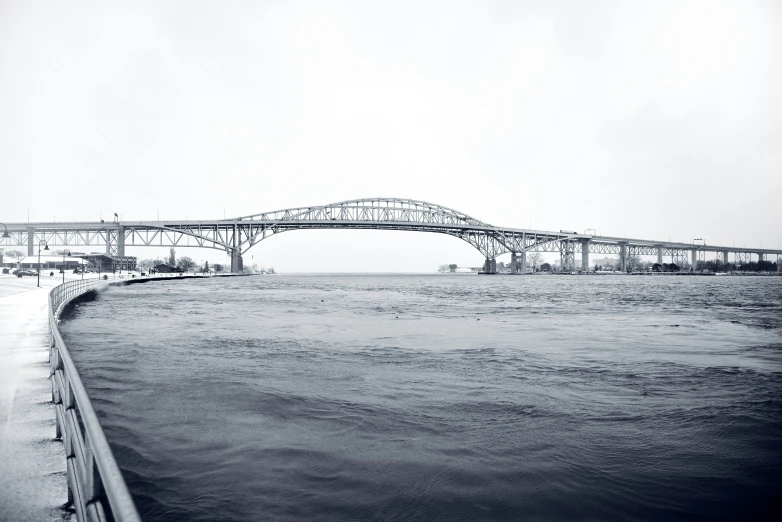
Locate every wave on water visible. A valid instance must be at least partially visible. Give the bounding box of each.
[61,275,782,521]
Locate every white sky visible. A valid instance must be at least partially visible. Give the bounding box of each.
[2,1,781,271]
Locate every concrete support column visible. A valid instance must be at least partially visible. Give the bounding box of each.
[230,223,242,273]
[490,258,496,274]
[619,243,627,272]
[722,251,729,265]
[581,240,590,272]
[657,247,663,265]
[691,249,697,270]
[117,227,125,257]
[27,228,34,255]
[483,257,491,273]
[758,253,765,263]
[511,253,518,274]
[520,251,527,274]
[230,249,241,273]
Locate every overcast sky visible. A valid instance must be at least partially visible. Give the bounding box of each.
[2,1,780,271]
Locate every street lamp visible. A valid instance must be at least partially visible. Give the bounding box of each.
[62,249,71,284]
[37,240,49,288]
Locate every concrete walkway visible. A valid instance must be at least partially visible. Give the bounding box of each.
[0,273,99,522]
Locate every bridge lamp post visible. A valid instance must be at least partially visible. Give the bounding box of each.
[62,249,71,284]
[37,241,49,288]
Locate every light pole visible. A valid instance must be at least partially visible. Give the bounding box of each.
[37,240,49,288]
[62,249,71,284]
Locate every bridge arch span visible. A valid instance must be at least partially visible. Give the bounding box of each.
[236,197,511,260]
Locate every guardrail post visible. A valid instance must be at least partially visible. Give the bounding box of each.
[85,435,104,503]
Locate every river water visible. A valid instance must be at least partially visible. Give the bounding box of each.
[60,275,782,521]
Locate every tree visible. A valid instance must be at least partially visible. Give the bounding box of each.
[3,249,25,259]
[168,247,176,266]
[528,252,543,271]
[204,261,210,273]
[540,262,551,272]
[177,256,195,271]
[627,255,641,272]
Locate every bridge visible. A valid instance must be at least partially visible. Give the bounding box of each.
[2,197,781,273]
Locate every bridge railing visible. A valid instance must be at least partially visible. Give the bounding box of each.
[48,278,142,522]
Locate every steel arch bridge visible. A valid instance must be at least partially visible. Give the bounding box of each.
[2,197,781,273]
[234,197,575,261]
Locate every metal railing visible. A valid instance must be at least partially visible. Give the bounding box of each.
[49,278,142,522]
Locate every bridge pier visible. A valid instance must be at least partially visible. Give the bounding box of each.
[520,251,526,274]
[619,243,627,272]
[230,223,243,273]
[230,251,243,273]
[758,253,765,263]
[27,228,34,256]
[722,251,729,265]
[511,253,518,274]
[117,227,125,257]
[691,249,697,271]
[657,246,663,265]
[482,257,497,274]
[581,239,590,272]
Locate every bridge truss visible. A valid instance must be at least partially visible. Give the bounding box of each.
[2,198,781,273]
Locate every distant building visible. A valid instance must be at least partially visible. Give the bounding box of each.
[13,255,86,270]
[153,263,182,274]
[81,254,137,272]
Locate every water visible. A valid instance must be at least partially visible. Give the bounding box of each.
[60,275,782,521]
